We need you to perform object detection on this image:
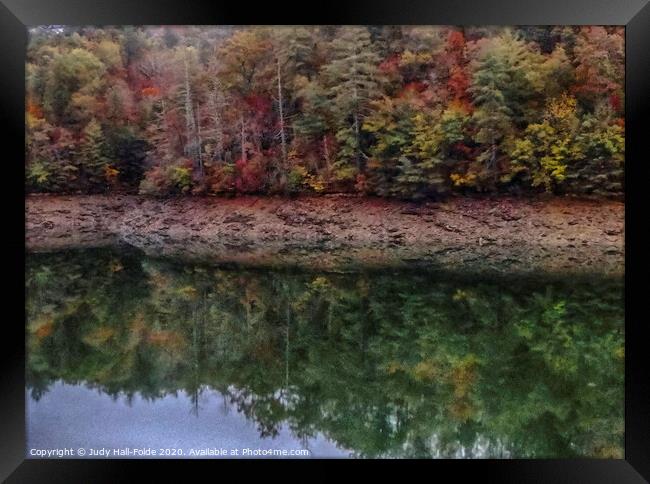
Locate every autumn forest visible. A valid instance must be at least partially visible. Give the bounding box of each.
[26,25,624,199]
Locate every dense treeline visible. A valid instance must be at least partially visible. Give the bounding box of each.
[26,26,624,199]
[27,249,624,458]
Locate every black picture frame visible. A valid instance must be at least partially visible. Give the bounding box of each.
[2,0,648,481]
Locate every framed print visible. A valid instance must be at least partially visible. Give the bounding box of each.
[1,0,649,481]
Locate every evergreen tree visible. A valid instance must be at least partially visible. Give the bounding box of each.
[568,103,625,196]
[79,119,111,191]
[322,27,381,181]
[469,54,512,184]
[363,95,416,196]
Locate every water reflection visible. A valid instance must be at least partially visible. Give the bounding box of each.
[26,248,624,458]
[27,382,344,458]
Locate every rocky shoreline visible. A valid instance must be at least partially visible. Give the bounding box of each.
[25,194,624,277]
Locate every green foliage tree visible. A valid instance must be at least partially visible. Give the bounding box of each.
[508,93,624,195]
[78,119,112,191]
[508,94,579,191]
[468,53,513,187]
[42,48,106,125]
[363,95,418,196]
[26,114,79,192]
[567,104,625,196]
[322,27,381,182]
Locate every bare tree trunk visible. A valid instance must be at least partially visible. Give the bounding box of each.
[159,97,172,166]
[183,56,196,162]
[489,132,497,171]
[353,84,361,171]
[195,103,203,178]
[240,112,247,163]
[276,58,287,165]
[209,85,225,162]
[322,134,330,171]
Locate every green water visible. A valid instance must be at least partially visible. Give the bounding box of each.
[26,248,624,458]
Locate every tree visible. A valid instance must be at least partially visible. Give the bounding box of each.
[508,93,579,191]
[181,51,201,176]
[206,79,227,163]
[568,103,625,196]
[469,53,513,185]
[573,27,624,113]
[444,29,470,104]
[43,48,106,125]
[217,29,273,177]
[509,93,624,196]
[292,76,336,188]
[79,119,112,191]
[26,117,78,192]
[363,95,418,196]
[322,27,381,181]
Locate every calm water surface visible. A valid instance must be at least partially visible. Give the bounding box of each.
[26,248,624,458]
